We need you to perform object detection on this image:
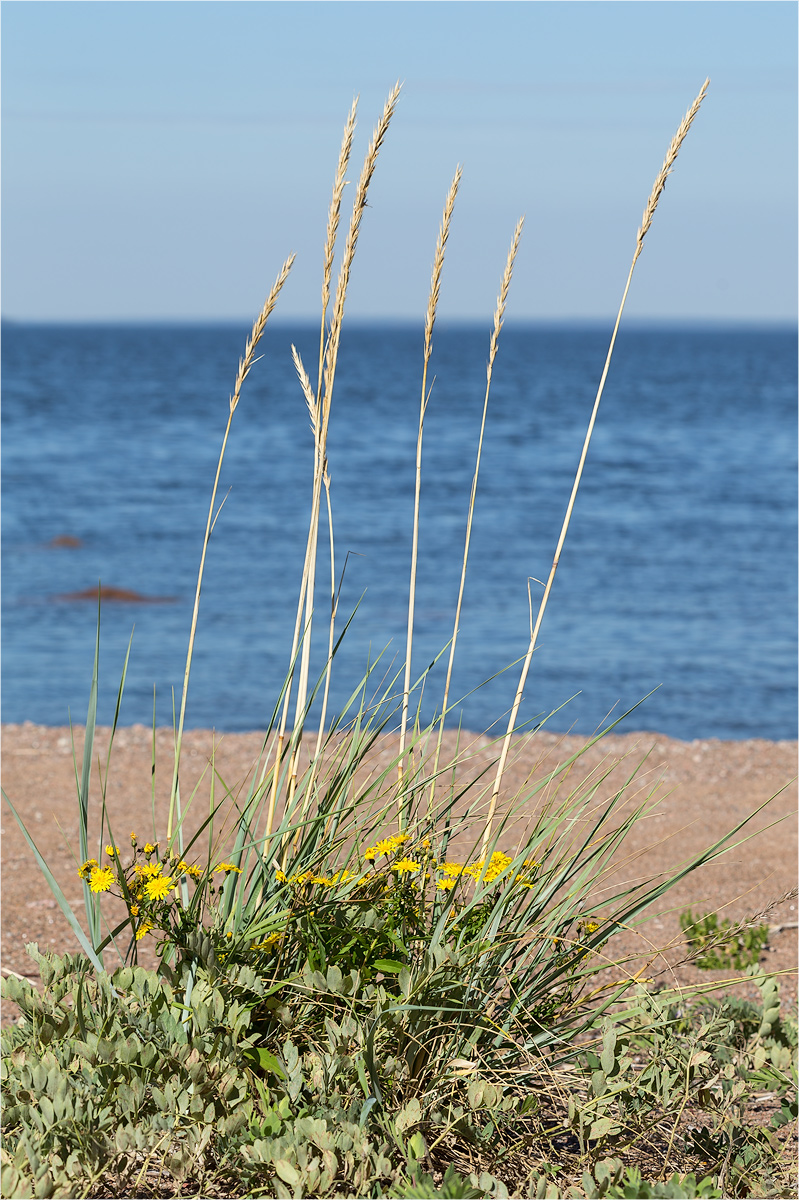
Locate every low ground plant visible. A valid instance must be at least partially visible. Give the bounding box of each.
[679,909,771,972]
[3,81,796,1198]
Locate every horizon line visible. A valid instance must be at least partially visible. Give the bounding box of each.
[3,315,797,330]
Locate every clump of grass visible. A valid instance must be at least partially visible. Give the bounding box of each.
[3,79,796,1200]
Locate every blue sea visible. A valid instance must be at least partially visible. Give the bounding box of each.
[2,321,796,741]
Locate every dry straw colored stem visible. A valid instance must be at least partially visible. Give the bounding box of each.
[166,255,294,843]
[264,100,360,844]
[288,82,401,815]
[264,86,401,847]
[481,79,710,858]
[428,217,524,805]
[398,166,462,792]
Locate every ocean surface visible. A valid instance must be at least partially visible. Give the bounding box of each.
[2,321,796,741]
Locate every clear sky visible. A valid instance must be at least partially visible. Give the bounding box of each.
[2,1,796,323]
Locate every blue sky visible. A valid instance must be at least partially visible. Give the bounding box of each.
[2,1,796,322]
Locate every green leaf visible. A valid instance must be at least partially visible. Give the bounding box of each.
[589,1115,621,1140]
[256,1048,285,1078]
[374,959,404,973]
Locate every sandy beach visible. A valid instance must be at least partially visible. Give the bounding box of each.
[2,722,796,1013]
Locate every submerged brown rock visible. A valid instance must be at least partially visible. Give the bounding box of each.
[52,586,177,604]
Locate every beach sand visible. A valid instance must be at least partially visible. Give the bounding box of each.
[2,722,796,1015]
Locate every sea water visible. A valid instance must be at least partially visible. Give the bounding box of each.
[2,322,796,740]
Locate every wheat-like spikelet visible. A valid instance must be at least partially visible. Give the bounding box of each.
[230,255,295,414]
[635,78,709,263]
[488,217,524,369]
[424,166,462,361]
[292,344,319,433]
[321,98,358,331]
[322,81,402,414]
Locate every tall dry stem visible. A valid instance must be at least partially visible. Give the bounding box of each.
[264,85,401,846]
[264,99,359,843]
[166,254,295,843]
[287,83,401,816]
[427,217,524,809]
[397,166,462,796]
[481,80,710,857]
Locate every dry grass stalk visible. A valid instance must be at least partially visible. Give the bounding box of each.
[264,87,401,845]
[635,78,709,264]
[481,80,710,858]
[167,255,295,843]
[264,107,358,841]
[321,81,402,427]
[319,97,358,393]
[398,166,462,793]
[291,84,401,766]
[427,217,524,805]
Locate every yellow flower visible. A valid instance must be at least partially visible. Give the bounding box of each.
[105,844,121,857]
[363,846,378,862]
[214,862,242,875]
[275,869,287,883]
[78,858,98,880]
[393,858,420,874]
[436,878,457,892]
[129,904,139,917]
[144,874,173,901]
[130,831,137,845]
[135,921,153,941]
[251,932,281,953]
[465,851,513,883]
[441,862,464,877]
[328,869,353,884]
[89,865,114,893]
[143,842,158,855]
[134,862,162,879]
[176,860,202,880]
[421,837,431,850]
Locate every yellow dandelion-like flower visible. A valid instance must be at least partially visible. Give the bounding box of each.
[328,869,353,884]
[275,869,287,883]
[78,858,98,880]
[363,846,378,862]
[143,842,158,855]
[251,932,281,953]
[135,861,162,879]
[288,870,315,886]
[436,878,457,892]
[421,837,431,850]
[89,865,114,893]
[523,858,540,869]
[144,874,173,901]
[214,862,242,875]
[393,858,420,874]
[441,862,464,877]
[184,864,203,880]
[130,831,137,845]
[135,921,153,941]
[225,931,233,940]
[129,904,139,917]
